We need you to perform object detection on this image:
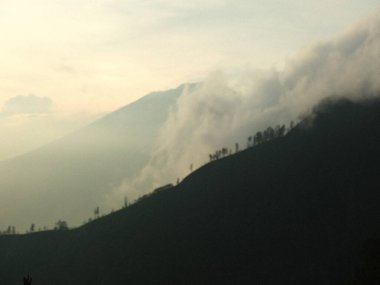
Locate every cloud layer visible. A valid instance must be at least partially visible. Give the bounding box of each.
[1,94,53,116]
[112,9,380,202]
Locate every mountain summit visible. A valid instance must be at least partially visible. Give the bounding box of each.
[0,84,195,230]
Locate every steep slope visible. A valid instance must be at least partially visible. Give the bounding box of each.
[0,97,379,285]
[0,84,195,230]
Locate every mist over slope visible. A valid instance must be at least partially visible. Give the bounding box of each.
[1,8,380,231]
[0,84,193,230]
[119,9,380,200]
[0,97,379,285]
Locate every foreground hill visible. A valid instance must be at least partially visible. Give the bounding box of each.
[0,84,195,230]
[0,97,379,284]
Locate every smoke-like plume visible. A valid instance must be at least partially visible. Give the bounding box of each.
[110,9,380,203]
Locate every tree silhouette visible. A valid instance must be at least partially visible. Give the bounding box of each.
[30,224,35,233]
[263,127,275,142]
[289,120,295,131]
[274,124,286,137]
[235,143,239,153]
[124,196,129,208]
[94,207,100,219]
[55,220,69,231]
[23,274,32,285]
[4,225,15,235]
[207,123,288,165]
[254,131,263,145]
[247,136,252,148]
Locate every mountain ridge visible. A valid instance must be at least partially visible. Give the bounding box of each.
[0,96,378,284]
[0,83,195,230]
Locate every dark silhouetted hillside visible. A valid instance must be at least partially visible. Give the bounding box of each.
[0,97,379,285]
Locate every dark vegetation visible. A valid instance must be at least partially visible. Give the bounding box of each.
[0,97,379,284]
[340,238,380,285]
[23,274,32,285]
[209,124,289,161]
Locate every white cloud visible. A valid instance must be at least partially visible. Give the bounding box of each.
[111,8,380,202]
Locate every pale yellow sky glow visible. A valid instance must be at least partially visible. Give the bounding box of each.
[0,0,378,112]
[1,0,380,230]
[0,0,379,159]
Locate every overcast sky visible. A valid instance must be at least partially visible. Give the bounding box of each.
[0,0,379,159]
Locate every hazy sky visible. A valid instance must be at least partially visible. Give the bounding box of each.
[1,0,379,112]
[1,1,380,229]
[0,0,379,159]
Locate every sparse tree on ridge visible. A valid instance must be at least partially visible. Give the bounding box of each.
[209,147,230,162]
[289,121,295,131]
[263,127,275,142]
[274,124,286,138]
[247,136,252,148]
[254,131,263,145]
[206,122,289,166]
[124,196,129,208]
[55,220,69,231]
[94,207,100,219]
